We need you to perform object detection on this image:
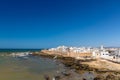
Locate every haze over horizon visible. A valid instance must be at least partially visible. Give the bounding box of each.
[0,0,120,48]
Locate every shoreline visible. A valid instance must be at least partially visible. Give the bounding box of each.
[32,50,120,80]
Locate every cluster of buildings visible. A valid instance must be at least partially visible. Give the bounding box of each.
[48,45,120,62]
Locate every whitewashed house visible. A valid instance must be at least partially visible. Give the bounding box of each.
[100,50,110,59]
[92,49,100,58]
[49,48,56,51]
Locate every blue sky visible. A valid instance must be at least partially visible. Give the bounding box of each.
[0,0,120,48]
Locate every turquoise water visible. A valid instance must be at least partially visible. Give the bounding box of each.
[0,49,59,80]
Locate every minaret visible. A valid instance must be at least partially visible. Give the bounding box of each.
[100,45,104,50]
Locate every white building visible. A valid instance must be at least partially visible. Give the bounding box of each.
[92,49,100,58]
[100,51,109,58]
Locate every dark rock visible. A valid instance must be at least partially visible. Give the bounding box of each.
[61,71,71,76]
[83,78,86,80]
[54,75,60,80]
[44,75,50,80]
[94,77,102,80]
[105,74,116,80]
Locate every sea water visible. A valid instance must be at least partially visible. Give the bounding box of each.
[0,49,59,80]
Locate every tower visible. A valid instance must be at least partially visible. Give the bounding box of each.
[101,45,104,50]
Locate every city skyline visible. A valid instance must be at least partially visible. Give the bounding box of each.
[0,0,120,48]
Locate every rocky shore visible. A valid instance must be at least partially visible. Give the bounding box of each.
[32,51,120,80]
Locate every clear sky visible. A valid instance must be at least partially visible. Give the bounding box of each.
[0,0,120,48]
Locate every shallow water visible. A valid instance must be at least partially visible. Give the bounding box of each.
[0,52,59,80]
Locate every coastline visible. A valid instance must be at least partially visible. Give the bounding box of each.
[32,50,120,80]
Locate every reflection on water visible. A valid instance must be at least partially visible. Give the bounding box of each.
[0,52,59,80]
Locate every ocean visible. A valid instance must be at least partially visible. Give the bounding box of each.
[0,49,59,80]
